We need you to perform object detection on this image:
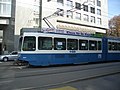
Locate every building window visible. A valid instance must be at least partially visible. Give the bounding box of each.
[57,0,63,4]
[83,5,88,12]
[66,10,73,19]
[57,8,64,16]
[83,14,89,22]
[97,18,102,25]
[34,18,39,25]
[97,9,101,15]
[92,0,95,5]
[0,0,11,16]
[90,7,95,14]
[90,16,95,23]
[0,0,11,2]
[97,0,101,7]
[66,0,73,8]
[75,2,81,10]
[75,12,81,20]
[47,0,51,2]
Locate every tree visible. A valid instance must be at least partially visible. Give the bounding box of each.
[108,15,120,37]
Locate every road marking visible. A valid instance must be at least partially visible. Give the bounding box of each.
[48,86,77,90]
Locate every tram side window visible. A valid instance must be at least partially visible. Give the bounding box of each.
[89,40,97,50]
[54,38,66,50]
[98,41,102,50]
[114,42,117,50]
[108,42,112,50]
[117,43,120,51]
[112,42,117,50]
[38,37,52,50]
[22,36,36,51]
[67,39,78,50]
[79,40,88,50]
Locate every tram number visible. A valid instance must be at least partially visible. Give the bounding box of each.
[69,50,76,53]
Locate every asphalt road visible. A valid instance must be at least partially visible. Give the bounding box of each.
[0,61,120,90]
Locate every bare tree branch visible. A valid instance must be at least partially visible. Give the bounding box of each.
[108,15,120,37]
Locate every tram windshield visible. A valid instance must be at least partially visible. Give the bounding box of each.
[22,36,36,51]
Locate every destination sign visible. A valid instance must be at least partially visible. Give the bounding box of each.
[42,28,92,36]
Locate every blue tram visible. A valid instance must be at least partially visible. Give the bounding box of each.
[18,28,120,66]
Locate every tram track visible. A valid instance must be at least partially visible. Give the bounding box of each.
[12,62,120,90]
[16,62,120,77]
[0,61,120,80]
[0,62,120,90]
[14,72,120,90]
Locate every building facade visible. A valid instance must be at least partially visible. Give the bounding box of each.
[0,0,15,54]
[0,0,108,53]
[33,0,108,35]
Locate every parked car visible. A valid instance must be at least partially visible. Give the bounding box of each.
[0,51,18,61]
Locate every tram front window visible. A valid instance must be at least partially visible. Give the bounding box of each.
[22,36,36,51]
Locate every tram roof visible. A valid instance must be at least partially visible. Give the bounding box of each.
[21,28,102,38]
[20,28,120,41]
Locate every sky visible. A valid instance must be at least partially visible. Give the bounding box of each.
[108,0,120,19]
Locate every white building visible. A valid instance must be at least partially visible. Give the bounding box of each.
[33,0,108,35]
[15,0,108,35]
[15,0,35,35]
